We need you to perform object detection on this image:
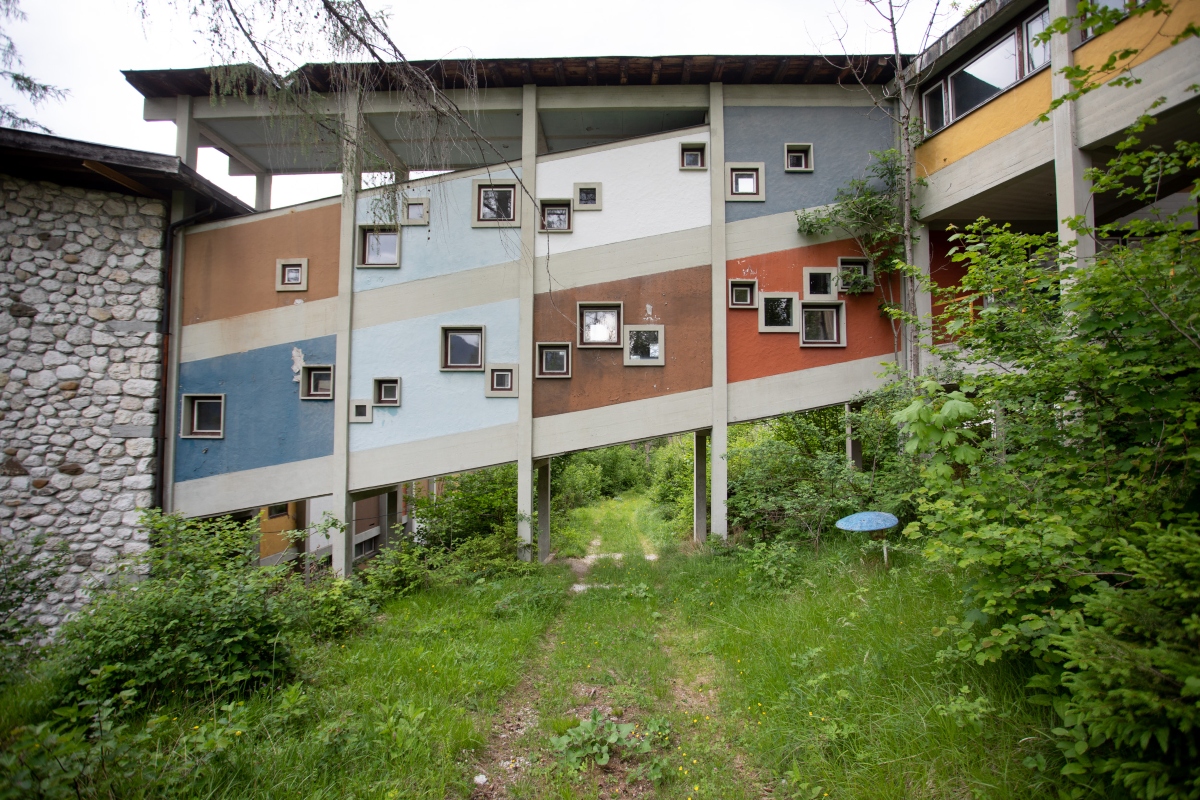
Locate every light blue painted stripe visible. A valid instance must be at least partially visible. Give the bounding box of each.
[348,299,519,452]
[354,167,523,293]
[175,336,336,482]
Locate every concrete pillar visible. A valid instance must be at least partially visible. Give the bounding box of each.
[254,174,272,212]
[174,96,199,169]
[707,82,729,539]
[330,91,362,577]
[694,429,708,543]
[913,222,932,372]
[537,460,551,562]
[1050,0,1096,265]
[516,83,538,561]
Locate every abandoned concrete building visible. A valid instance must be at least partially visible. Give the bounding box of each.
[3,0,1198,601]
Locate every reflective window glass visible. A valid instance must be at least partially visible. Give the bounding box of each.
[951,34,1018,119]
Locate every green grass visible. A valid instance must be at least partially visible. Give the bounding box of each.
[3,495,1065,798]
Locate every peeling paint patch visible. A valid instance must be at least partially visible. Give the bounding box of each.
[291,347,305,382]
[643,303,661,322]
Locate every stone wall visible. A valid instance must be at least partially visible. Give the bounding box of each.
[0,175,167,631]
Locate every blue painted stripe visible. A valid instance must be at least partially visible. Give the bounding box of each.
[175,335,336,482]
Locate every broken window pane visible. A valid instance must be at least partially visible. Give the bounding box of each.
[581,308,620,345]
[628,329,660,360]
[763,297,793,327]
[479,187,515,220]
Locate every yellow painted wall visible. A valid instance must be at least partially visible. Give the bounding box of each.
[1075,0,1200,80]
[915,70,1052,176]
[258,502,299,560]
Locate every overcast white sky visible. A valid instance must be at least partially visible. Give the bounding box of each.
[4,0,955,208]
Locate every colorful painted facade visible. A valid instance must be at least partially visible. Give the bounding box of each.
[119,0,1199,570]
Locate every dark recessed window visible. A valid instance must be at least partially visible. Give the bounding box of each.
[478,186,515,221]
[537,343,571,378]
[267,503,289,519]
[374,378,400,406]
[541,202,571,231]
[681,145,706,169]
[491,369,513,391]
[809,272,832,296]
[442,327,484,370]
[578,187,597,205]
[764,296,793,327]
[182,394,224,438]
[803,306,841,344]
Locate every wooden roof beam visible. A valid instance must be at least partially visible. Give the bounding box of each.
[772,57,791,83]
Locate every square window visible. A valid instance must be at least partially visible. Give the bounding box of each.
[478,185,515,221]
[400,197,429,226]
[804,267,839,299]
[785,143,814,172]
[181,394,224,438]
[267,503,289,519]
[732,170,759,195]
[726,162,766,202]
[573,182,603,211]
[361,228,398,266]
[485,363,519,396]
[758,292,800,333]
[838,257,874,294]
[578,303,622,348]
[729,279,758,308]
[680,143,707,170]
[275,258,308,292]
[537,343,571,378]
[441,326,485,370]
[623,325,665,366]
[801,304,844,346]
[373,378,401,406]
[350,400,373,423]
[301,366,334,399]
[540,201,572,232]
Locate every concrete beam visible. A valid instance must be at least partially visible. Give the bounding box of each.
[254,174,272,212]
[195,120,264,175]
[174,96,199,169]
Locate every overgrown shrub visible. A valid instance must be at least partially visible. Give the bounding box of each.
[649,436,697,529]
[53,511,291,707]
[553,461,602,510]
[276,575,372,641]
[740,540,810,591]
[0,534,63,684]
[412,464,517,549]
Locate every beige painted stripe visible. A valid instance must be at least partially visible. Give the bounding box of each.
[180,297,339,363]
[728,356,893,423]
[352,261,519,331]
[534,226,710,293]
[725,209,845,262]
[918,119,1054,220]
[174,455,336,517]
[533,388,713,458]
[348,423,519,492]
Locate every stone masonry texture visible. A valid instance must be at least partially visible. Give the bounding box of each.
[0,175,166,633]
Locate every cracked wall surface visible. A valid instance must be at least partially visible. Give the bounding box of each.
[0,175,166,632]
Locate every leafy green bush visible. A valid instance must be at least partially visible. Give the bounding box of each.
[649,435,697,529]
[412,464,517,549]
[900,129,1200,798]
[53,511,291,708]
[740,540,810,591]
[276,575,372,641]
[553,461,602,510]
[0,534,63,685]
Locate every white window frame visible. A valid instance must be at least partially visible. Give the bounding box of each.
[726,162,766,202]
[300,365,334,399]
[1024,8,1052,73]
[800,301,848,348]
[623,324,665,367]
[539,199,573,233]
[349,400,374,423]
[803,266,840,300]
[440,326,486,372]
[536,342,572,379]
[838,256,873,280]
[180,393,225,439]
[275,258,308,292]
[577,301,623,349]
[923,82,948,134]
[471,179,520,228]
[573,182,603,211]
[358,226,399,268]
[758,291,800,333]
[679,142,707,170]
[784,143,814,173]
[729,278,759,309]
[372,377,401,407]
[399,197,430,226]
[484,363,519,397]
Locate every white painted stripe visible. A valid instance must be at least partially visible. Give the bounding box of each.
[180,297,338,363]
[533,388,713,458]
[174,455,336,517]
[348,423,518,492]
[728,356,893,423]
[534,226,710,292]
[353,261,519,330]
[725,209,845,261]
